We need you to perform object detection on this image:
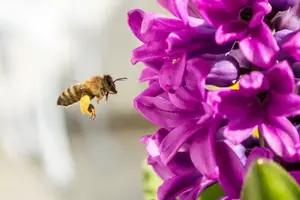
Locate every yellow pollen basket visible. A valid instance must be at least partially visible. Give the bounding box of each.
[80,95,92,114]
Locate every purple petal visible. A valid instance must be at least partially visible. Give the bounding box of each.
[245,147,274,170]
[239,23,279,69]
[131,41,167,64]
[195,0,237,27]
[168,152,198,176]
[206,55,240,87]
[267,60,295,94]
[143,60,164,71]
[221,0,248,13]
[160,121,200,164]
[134,95,199,128]
[180,179,215,200]
[128,9,185,43]
[274,29,294,46]
[215,141,245,199]
[267,93,300,117]
[273,3,300,31]
[224,120,259,145]
[282,30,300,61]
[290,171,300,185]
[239,71,269,96]
[261,117,299,162]
[190,123,219,179]
[139,67,158,82]
[185,58,211,98]
[148,156,174,180]
[249,1,272,28]
[216,90,263,120]
[137,80,164,97]
[168,87,203,110]
[215,20,248,44]
[159,53,187,92]
[157,173,202,200]
[269,0,297,11]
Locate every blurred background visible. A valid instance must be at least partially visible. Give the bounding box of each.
[0,1,168,200]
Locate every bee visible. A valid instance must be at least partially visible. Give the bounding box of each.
[57,75,127,120]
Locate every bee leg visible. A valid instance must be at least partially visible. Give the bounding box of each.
[105,92,109,101]
[87,104,96,120]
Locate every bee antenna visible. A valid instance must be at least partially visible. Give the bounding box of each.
[113,77,127,83]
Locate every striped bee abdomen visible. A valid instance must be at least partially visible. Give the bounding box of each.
[57,84,82,106]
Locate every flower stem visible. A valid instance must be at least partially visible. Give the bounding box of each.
[258,128,265,147]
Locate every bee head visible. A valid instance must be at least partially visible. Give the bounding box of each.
[103,75,127,94]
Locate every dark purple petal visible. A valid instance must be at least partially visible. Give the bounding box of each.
[195,0,237,27]
[148,156,174,180]
[224,120,259,145]
[249,0,272,28]
[134,95,199,128]
[180,179,215,200]
[269,0,297,11]
[215,20,248,44]
[228,49,250,69]
[245,147,274,170]
[139,67,158,82]
[160,121,200,164]
[274,29,294,46]
[206,55,240,87]
[239,71,269,96]
[190,123,219,179]
[159,53,187,92]
[267,60,295,94]
[168,87,203,110]
[267,93,300,117]
[215,141,245,199]
[168,152,198,176]
[290,171,300,185]
[261,117,299,162]
[131,41,168,64]
[157,173,202,200]
[239,23,279,69]
[137,81,164,97]
[281,30,300,61]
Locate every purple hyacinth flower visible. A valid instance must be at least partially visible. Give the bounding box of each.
[141,128,216,200]
[135,58,223,179]
[216,142,274,200]
[128,8,233,92]
[195,0,279,69]
[217,142,300,199]
[214,60,300,162]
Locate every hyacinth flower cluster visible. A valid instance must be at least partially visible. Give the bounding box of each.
[128,0,300,199]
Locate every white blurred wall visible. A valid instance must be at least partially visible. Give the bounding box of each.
[0,0,162,200]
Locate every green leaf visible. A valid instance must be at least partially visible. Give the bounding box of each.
[241,158,300,200]
[199,183,225,200]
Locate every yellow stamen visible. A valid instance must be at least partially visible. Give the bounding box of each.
[172,58,180,64]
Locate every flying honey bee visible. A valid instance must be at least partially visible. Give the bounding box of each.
[57,75,127,120]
